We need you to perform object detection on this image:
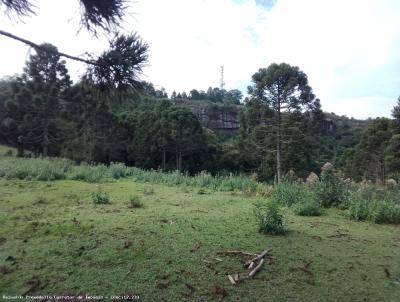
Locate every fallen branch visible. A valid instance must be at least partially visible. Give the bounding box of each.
[245,248,272,267]
[248,262,255,269]
[248,258,264,278]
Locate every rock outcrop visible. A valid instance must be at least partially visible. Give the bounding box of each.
[174,100,241,132]
[174,99,339,134]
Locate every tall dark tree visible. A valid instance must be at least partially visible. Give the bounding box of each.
[22,43,71,156]
[167,107,204,171]
[1,44,71,156]
[249,63,316,182]
[344,118,392,182]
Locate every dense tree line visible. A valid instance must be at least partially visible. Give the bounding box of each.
[1,41,399,181]
[342,111,400,183]
[171,87,243,104]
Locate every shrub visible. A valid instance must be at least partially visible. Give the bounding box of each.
[273,180,308,206]
[91,185,110,204]
[315,163,348,207]
[293,200,322,216]
[369,201,400,224]
[348,198,370,221]
[347,187,400,224]
[108,162,132,179]
[69,163,108,182]
[254,201,286,235]
[129,195,143,208]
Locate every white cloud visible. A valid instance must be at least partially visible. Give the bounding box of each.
[1,0,400,118]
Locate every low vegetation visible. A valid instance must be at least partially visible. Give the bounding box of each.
[0,156,259,192]
[91,185,110,205]
[254,201,286,235]
[0,177,399,301]
[128,195,143,208]
[1,154,399,225]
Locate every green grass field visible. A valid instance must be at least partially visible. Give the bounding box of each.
[1,177,399,301]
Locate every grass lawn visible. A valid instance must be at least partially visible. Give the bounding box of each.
[0,179,399,301]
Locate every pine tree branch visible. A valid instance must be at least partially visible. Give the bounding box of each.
[0,29,98,65]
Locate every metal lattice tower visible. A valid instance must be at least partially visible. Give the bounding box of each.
[220,65,225,90]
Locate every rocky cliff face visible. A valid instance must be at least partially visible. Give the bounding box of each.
[174,99,338,134]
[174,100,241,132]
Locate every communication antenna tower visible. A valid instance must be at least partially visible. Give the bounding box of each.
[220,65,225,90]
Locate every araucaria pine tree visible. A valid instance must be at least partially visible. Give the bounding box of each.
[9,44,71,156]
[249,63,316,183]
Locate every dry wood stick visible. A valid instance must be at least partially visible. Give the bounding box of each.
[244,248,272,267]
[227,275,236,285]
[248,258,264,278]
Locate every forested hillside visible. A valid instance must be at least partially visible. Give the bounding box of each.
[0,0,399,184]
[0,60,398,182]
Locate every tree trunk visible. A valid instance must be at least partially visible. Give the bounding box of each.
[162,149,166,171]
[178,151,182,171]
[17,143,24,157]
[176,146,179,171]
[16,135,25,157]
[276,104,281,183]
[43,122,49,157]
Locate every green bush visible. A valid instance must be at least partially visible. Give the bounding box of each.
[254,201,286,235]
[108,162,132,179]
[69,163,108,182]
[293,200,322,216]
[273,180,307,206]
[315,163,348,208]
[369,201,400,224]
[348,198,370,221]
[91,185,110,204]
[128,195,143,208]
[348,188,400,224]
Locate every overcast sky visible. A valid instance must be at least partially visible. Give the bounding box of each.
[1,0,400,119]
